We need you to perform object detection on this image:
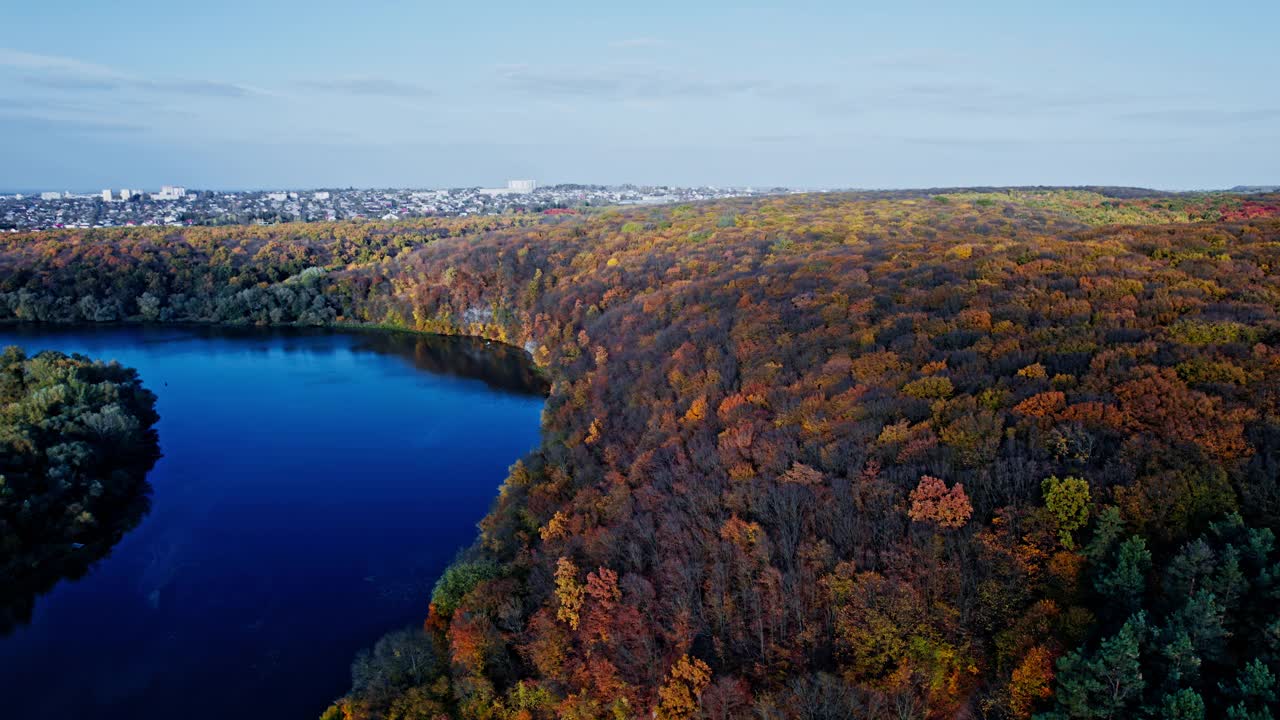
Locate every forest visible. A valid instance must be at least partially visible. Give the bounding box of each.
[3,188,1280,718]
[0,347,160,633]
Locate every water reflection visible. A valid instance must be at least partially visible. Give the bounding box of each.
[2,489,154,635]
[0,324,549,396]
[353,331,548,396]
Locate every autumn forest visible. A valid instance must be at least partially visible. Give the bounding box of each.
[4,188,1280,719]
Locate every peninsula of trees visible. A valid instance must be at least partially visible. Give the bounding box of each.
[3,188,1280,718]
[0,347,160,633]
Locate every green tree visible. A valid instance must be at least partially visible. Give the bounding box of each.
[1159,631,1202,689]
[1161,688,1206,720]
[1084,505,1125,563]
[1222,659,1278,720]
[1094,537,1152,615]
[1043,475,1091,549]
[1042,613,1148,719]
[1166,590,1227,663]
[430,560,498,617]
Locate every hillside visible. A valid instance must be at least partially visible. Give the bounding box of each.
[3,190,1280,718]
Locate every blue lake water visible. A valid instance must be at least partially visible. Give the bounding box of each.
[0,325,546,719]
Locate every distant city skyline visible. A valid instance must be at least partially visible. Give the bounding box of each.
[0,179,783,195]
[1,183,778,231]
[3,0,1278,190]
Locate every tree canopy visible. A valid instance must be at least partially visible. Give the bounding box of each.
[3,188,1280,717]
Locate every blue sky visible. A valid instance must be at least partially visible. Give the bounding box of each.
[2,0,1277,190]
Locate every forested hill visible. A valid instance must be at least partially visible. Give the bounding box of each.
[4,189,1280,718]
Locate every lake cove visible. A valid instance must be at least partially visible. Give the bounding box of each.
[0,325,545,720]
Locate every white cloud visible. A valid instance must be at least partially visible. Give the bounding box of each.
[0,47,267,98]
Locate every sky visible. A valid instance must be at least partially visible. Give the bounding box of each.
[2,0,1278,191]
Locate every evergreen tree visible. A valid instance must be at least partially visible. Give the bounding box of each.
[1041,614,1148,719]
[1222,659,1278,720]
[1161,688,1206,720]
[1084,506,1125,563]
[1094,537,1152,616]
[1166,590,1228,664]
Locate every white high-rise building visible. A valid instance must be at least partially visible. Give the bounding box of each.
[102,189,114,202]
[40,191,63,201]
[120,189,134,200]
[507,179,536,193]
[153,185,187,201]
[313,191,331,200]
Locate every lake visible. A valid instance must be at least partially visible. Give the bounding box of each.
[0,325,546,719]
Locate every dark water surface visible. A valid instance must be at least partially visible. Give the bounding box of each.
[0,325,545,719]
